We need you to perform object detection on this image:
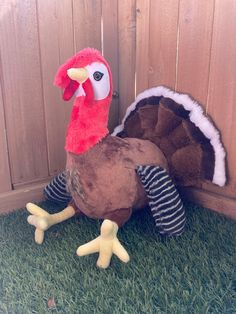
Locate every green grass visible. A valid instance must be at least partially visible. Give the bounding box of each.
[0,202,236,314]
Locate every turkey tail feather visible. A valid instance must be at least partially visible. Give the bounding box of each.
[113,86,226,187]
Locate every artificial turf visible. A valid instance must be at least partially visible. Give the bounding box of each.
[0,201,235,314]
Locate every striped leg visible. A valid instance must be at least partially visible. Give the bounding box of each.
[44,172,72,204]
[136,165,186,236]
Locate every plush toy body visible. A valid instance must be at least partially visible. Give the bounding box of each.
[26,48,226,268]
[67,135,167,226]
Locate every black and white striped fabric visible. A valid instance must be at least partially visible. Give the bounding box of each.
[44,171,72,204]
[136,165,186,236]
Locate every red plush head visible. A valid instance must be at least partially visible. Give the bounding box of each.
[54,48,113,155]
[54,48,112,102]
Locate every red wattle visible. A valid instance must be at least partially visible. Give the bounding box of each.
[63,80,79,101]
[83,79,94,105]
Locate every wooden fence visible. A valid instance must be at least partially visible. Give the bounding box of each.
[0,0,236,218]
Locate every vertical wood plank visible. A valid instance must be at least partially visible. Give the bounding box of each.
[203,0,236,199]
[0,0,48,184]
[73,0,102,52]
[176,0,214,105]
[118,0,136,119]
[149,0,179,90]
[136,0,150,94]
[102,0,119,130]
[37,0,74,175]
[0,74,12,192]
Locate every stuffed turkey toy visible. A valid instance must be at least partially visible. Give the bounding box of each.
[26,48,226,268]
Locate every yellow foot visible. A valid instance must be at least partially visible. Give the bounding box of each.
[26,203,75,245]
[26,203,52,244]
[76,219,130,269]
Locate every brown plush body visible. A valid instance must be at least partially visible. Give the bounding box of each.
[66,95,221,228]
[66,135,167,226]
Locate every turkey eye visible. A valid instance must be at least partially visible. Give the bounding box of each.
[93,71,104,81]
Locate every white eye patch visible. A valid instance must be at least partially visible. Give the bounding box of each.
[85,62,110,100]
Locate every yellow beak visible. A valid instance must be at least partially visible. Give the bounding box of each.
[67,67,89,83]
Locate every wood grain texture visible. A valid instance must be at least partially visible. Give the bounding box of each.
[0,0,48,184]
[176,0,214,105]
[181,187,236,220]
[0,75,11,192]
[149,0,179,90]
[0,181,48,214]
[37,0,74,176]
[136,0,150,94]
[102,0,119,130]
[72,0,102,51]
[118,0,136,119]
[202,0,236,200]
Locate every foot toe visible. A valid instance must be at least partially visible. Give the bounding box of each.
[35,229,45,244]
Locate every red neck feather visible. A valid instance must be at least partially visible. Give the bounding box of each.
[65,96,110,154]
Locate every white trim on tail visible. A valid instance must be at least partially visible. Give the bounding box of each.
[112,86,226,187]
